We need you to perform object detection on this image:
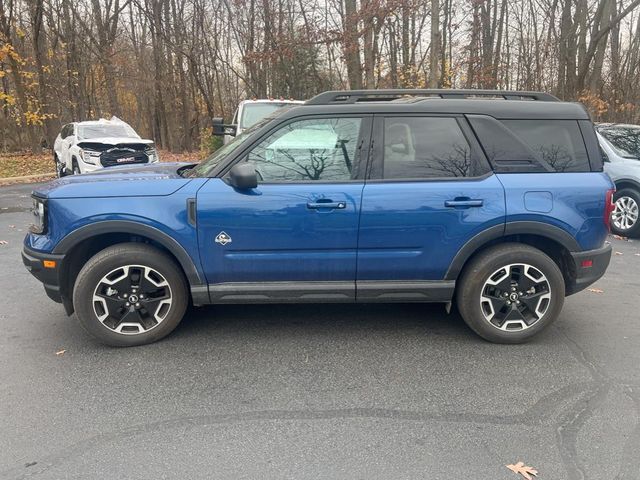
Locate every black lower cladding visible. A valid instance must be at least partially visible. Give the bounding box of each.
[22,245,65,303]
[566,243,612,295]
[100,149,148,167]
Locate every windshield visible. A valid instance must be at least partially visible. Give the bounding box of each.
[78,123,139,139]
[599,126,640,159]
[240,103,294,129]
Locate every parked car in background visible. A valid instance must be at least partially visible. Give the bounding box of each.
[24,89,613,347]
[53,117,158,176]
[213,98,304,144]
[596,123,640,237]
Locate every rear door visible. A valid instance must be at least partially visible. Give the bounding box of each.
[356,115,505,301]
[197,115,372,302]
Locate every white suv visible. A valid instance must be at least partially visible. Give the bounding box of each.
[53,118,158,176]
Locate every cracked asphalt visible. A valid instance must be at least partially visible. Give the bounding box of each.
[1,182,639,480]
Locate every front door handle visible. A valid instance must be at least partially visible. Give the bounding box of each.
[307,200,346,210]
[445,198,484,208]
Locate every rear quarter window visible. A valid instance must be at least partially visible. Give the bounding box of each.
[502,120,590,172]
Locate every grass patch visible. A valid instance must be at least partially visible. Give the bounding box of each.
[0,149,205,183]
[0,152,55,178]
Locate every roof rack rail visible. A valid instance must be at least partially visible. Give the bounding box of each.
[306,89,560,105]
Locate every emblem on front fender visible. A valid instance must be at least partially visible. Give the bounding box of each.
[215,231,232,246]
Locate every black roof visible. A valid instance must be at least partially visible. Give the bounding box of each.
[280,89,590,120]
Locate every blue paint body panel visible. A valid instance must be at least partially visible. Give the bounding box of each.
[196,178,363,284]
[357,174,506,280]
[24,150,613,298]
[498,172,613,250]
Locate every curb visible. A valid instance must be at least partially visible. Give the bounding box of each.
[1,173,56,181]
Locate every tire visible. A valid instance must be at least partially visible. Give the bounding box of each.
[73,243,188,347]
[71,158,81,175]
[54,154,65,177]
[611,188,640,238]
[456,243,565,344]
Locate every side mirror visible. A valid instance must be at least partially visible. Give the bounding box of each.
[229,163,258,190]
[212,117,237,137]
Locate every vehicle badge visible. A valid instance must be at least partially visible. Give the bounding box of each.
[215,231,232,246]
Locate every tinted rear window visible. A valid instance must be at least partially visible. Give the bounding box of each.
[502,120,590,172]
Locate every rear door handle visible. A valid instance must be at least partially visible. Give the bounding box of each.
[445,198,484,208]
[307,201,346,210]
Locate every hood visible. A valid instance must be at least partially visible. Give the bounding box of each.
[77,137,154,148]
[34,163,197,199]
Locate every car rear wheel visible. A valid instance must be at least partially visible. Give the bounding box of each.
[456,243,565,344]
[611,188,640,237]
[73,243,188,346]
[71,158,81,175]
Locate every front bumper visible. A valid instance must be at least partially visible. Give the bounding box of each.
[566,243,612,295]
[22,245,65,304]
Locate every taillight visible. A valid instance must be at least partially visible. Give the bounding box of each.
[604,188,615,232]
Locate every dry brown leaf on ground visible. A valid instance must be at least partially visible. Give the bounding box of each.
[0,240,8,245]
[615,251,624,255]
[588,288,604,293]
[612,234,628,241]
[506,461,538,479]
[55,349,66,356]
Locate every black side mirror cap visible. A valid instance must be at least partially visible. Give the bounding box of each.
[229,163,258,190]
[212,117,237,137]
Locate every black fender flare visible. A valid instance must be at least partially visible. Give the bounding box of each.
[445,221,581,280]
[53,220,203,287]
[612,177,640,191]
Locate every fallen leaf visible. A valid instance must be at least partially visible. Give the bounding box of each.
[0,240,8,245]
[55,349,66,356]
[8,225,15,228]
[615,251,624,255]
[635,253,640,257]
[506,461,538,479]
[588,288,604,294]
[612,234,627,240]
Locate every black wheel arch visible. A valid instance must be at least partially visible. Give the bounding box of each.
[446,221,581,287]
[53,221,206,311]
[613,178,640,193]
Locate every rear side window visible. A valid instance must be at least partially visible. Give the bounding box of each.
[502,120,590,172]
[380,117,490,179]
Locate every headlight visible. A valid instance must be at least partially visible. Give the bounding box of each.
[80,149,101,165]
[146,146,158,163]
[29,196,47,234]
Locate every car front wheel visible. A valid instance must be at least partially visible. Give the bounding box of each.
[456,243,565,344]
[611,188,640,237]
[73,243,188,346]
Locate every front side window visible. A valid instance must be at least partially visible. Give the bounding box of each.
[243,117,363,182]
[381,117,487,179]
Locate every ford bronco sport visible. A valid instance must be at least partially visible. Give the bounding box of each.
[23,89,614,346]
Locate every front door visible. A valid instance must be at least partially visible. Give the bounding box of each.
[197,115,371,302]
[356,115,506,301]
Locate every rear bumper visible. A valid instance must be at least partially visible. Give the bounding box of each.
[22,245,65,304]
[566,243,612,295]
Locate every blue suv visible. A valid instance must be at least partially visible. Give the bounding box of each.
[22,89,614,346]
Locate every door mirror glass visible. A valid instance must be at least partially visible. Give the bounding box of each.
[228,163,258,190]
[213,117,237,137]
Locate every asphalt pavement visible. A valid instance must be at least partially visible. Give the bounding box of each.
[0,182,639,480]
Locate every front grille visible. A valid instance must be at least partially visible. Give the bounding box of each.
[100,149,149,167]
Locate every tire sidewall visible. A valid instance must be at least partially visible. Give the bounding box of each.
[73,244,188,347]
[457,244,565,344]
[611,188,640,237]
